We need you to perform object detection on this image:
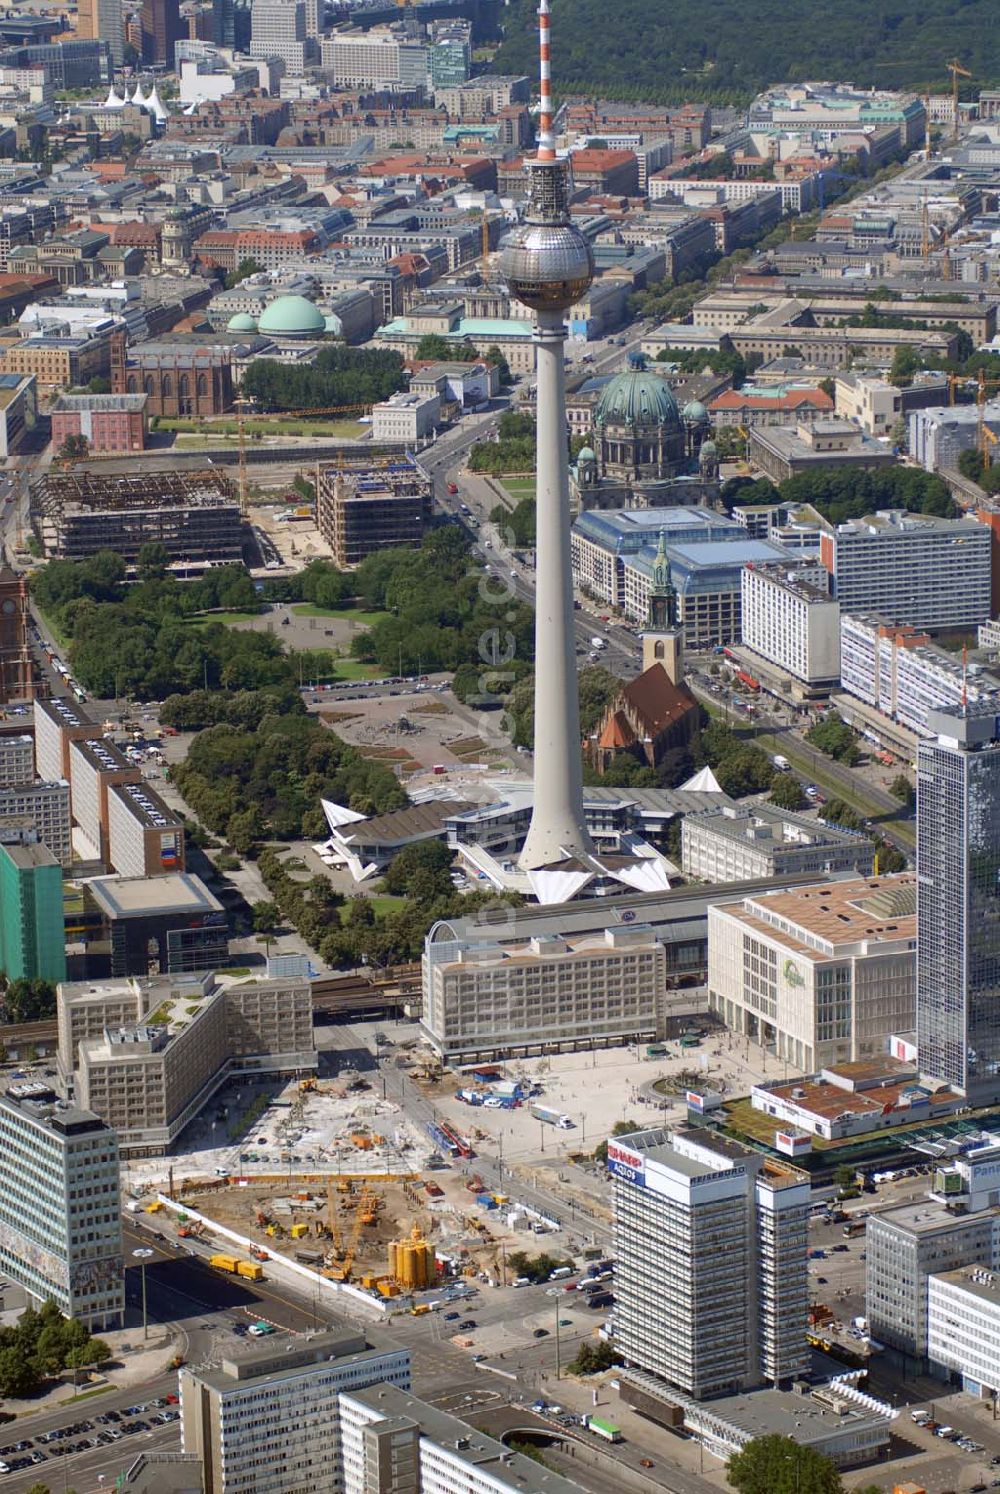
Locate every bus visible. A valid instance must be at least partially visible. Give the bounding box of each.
[586,1417,623,1443]
[843,1218,867,1238]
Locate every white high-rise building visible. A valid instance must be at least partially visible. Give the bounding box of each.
[740,561,839,690]
[250,0,307,73]
[610,1126,810,1398]
[0,1081,123,1329]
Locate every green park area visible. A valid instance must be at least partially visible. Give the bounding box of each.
[292,603,391,625]
[499,476,536,504]
[170,417,366,444]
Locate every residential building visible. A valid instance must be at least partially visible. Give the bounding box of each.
[0,841,65,983]
[60,970,317,1153]
[68,737,140,863]
[0,371,35,456]
[316,462,429,567]
[34,696,94,787]
[740,563,839,692]
[611,1126,810,1398]
[840,614,1000,737]
[50,393,147,454]
[421,923,666,1064]
[107,782,185,878]
[927,1265,1000,1396]
[370,389,440,445]
[0,778,71,866]
[0,732,34,788]
[917,704,1000,1101]
[86,873,228,978]
[834,374,902,438]
[340,1384,584,1494]
[250,0,306,73]
[909,401,1000,474]
[0,1081,123,1328]
[820,512,992,633]
[34,469,245,566]
[708,875,915,1074]
[748,421,897,484]
[180,1332,411,1494]
[682,804,875,885]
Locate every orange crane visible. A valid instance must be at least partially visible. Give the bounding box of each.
[946,57,971,141]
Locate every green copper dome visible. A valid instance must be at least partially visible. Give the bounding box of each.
[577,445,595,462]
[227,312,258,332]
[257,294,326,337]
[595,366,681,432]
[682,398,708,424]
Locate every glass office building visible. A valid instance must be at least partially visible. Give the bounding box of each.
[917,703,1000,1099]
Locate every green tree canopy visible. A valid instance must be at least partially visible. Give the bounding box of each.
[727,1434,844,1494]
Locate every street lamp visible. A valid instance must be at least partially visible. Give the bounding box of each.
[132,1248,154,1341]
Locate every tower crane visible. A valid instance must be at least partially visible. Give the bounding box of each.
[946,57,971,141]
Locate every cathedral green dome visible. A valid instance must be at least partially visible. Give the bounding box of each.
[227,312,258,332]
[682,398,708,424]
[595,367,681,432]
[257,294,326,337]
[576,445,595,462]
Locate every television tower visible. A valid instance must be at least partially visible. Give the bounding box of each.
[501,0,595,871]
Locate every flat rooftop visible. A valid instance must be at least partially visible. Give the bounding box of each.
[689,803,865,850]
[933,1265,1000,1307]
[87,872,221,920]
[194,1339,403,1395]
[721,874,917,956]
[869,1200,1000,1238]
[71,737,135,775]
[691,1384,890,1443]
[35,695,94,731]
[109,780,181,830]
[1,841,58,870]
[347,1384,583,1494]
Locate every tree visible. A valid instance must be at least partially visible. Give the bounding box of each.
[225,256,263,289]
[769,773,806,811]
[251,900,279,934]
[567,1341,623,1374]
[820,799,863,830]
[890,344,921,388]
[592,1118,641,1164]
[727,1434,844,1494]
[136,541,169,580]
[382,840,453,899]
[58,433,89,463]
[806,717,860,766]
[226,808,260,858]
[87,376,111,394]
[958,447,985,483]
[889,773,915,808]
[0,1342,38,1397]
[484,344,512,384]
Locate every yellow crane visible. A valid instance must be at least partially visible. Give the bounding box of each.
[946,57,971,141]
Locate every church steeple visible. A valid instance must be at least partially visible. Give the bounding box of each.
[642,529,683,685]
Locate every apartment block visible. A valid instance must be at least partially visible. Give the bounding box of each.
[60,971,316,1154]
[0,732,34,788]
[740,562,839,691]
[819,511,992,632]
[49,392,147,454]
[708,875,916,1074]
[34,696,94,785]
[69,736,140,863]
[181,1332,411,1494]
[422,923,666,1063]
[340,1384,585,1494]
[107,781,185,877]
[0,777,71,866]
[682,804,875,885]
[840,613,1000,737]
[0,841,65,983]
[611,1126,809,1398]
[0,1081,123,1328]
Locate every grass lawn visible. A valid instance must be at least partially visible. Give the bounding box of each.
[292,604,390,624]
[340,894,405,922]
[185,610,263,628]
[501,478,536,503]
[331,658,382,680]
[167,418,366,440]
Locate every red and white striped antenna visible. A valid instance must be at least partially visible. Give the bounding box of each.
[536,0,556,161]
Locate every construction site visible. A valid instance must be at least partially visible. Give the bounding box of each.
[31,467,246,565]
[130,1073,536,1302]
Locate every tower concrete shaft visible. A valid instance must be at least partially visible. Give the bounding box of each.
[518,307,593,870]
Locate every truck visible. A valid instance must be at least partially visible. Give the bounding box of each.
[531,1104,574,1129]
[209,1254,264,1281]
[586,1417,623,1443]
[590,636,607,650]
[771,754,790,771]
